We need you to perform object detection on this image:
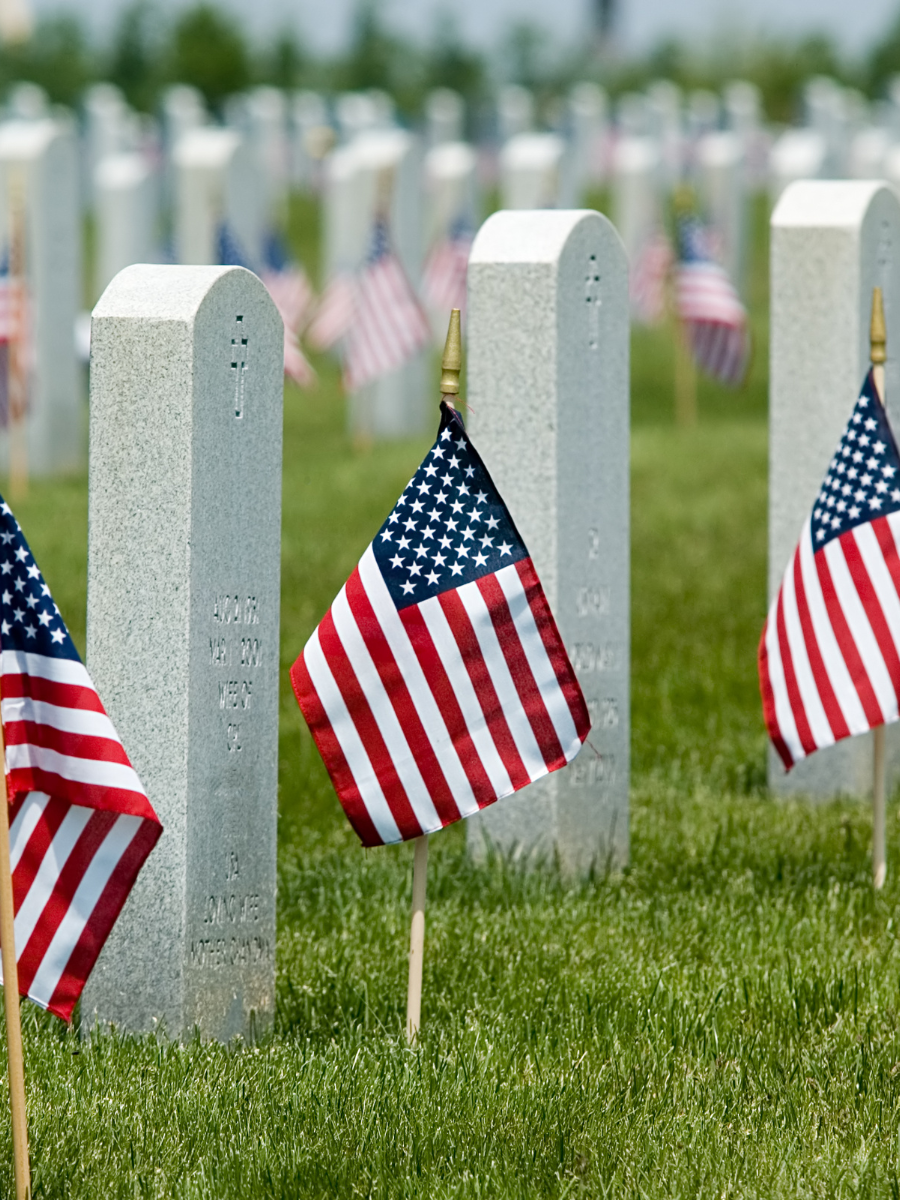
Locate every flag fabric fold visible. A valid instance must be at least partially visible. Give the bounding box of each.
[760,369,900,769]
[675,213,750,388]
[291,401,590,846]
[0,497,162,1020]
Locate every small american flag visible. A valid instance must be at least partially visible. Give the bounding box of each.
[629,230,672,327]
[0,497,161,1020]
[760,370,900,769]
[291,402,590,846]
[342,216,430,392]
[675,214,750,388]
[422,221,473,327]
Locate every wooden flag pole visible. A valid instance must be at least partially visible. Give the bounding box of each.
[0,674,30,1197]
[405,308,463,1043]
[871,286,888,890]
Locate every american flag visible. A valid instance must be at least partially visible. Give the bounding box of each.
[305,273,358,352]
[217,223,315,388]
[675,214,750,388]
[629,229,672,327]
[760,370,900,769]
[291,401,590,846]
[0,497,161,1021]
[422,221,473,327]
[342,216,430,392]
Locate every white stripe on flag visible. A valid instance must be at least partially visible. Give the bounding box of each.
[779,541,833,749]
[357,549,479,819]
[456,578,548,782]
[302,627,401,845]
[417,596,513,798]
[494,564,581,757]
[2,696,122,741]
[14,805,93,955]
[855,521,900,722]
[2,649,96,689]
[764,583,804,764]
[5,742,146,795]
[28,813,142,1010]
[798,521,869,735]
[9,791,50,874]
[824,536,895,722]
[330,586,442,835]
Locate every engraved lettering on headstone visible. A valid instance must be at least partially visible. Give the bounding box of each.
[229,315,248,419]
[575,585,610,618]
[568,753,616,788]
[569,642,617,673]
[587,527,601,559]
[585,696,620,729]
[584,255,601,350]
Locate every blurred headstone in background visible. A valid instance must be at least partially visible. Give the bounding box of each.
[686,89,720,142]
[466,209,630,875]
[850,125,891,179]
[6,81,47,122]
[497,84,534,142]
[696,131,747,297]
[95,153,157,300]
[616,91,649,138]
[0,118,83,475]
[174,128,261,268]
[769,129,827,204]
[335,90,394,142]
[290,91,330,193]
[611,135,661,272]
[769,180,900,799]
[422,139,478,337]
[646,80,683,186]
[426,88,465,147]
[568,81,608,195]
[500,132,572,210]
[83,84,140,209]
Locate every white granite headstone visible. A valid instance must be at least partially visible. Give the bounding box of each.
[174,128,262,269]
[611,135,661,269]
[426,89,465,147]
[696,131,747,296]
[500,133,572,210]
[244,87,289,226]
[568,82,607,194]
[290,91,329,190]
[94,152,157,298]
[82,263,283,1040]
[0,118,83,475]
[769,181,900,799]
[769,129,827,204]
[497,85,534,141]
[465,210,630,873]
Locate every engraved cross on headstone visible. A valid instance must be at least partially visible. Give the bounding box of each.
[229,315,248,419]
[584,256,601,350]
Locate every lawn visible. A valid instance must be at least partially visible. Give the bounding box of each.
[4,196,900,1198]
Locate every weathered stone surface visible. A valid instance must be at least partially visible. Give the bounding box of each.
[465,209,630,874]
[82,264,283,1040]
[769,180,900,799]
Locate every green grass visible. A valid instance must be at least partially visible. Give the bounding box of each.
[4,198,900,1197]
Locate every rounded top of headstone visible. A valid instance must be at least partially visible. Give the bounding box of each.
[172,127,242,169]
[772,179,898,230]
[470,208,625,267]
[0,117,65,159]
[500,132,565,171]
[92,264,278,327]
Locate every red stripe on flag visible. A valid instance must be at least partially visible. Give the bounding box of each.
[1,674,107,713]
[6,769,152,821]
[46,817,162,1023]
[775,582,816,757]
[398,603,498,809]
[16,809,119,995]
[316,609,423,840]
[514,559,590,739]
[437,588,530,791]
[793,547,849,742]
[757,617,794,769]
[476,573,566,771]
[3,720,132,766]
[815,545,883,727]
[289,651,383,848]
[345,570,461,827]
[842,527,900,711]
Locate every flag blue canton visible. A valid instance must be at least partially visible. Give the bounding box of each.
[676,214,713,263]
[367,217,391,265]
[0,497,79,661]
[812,370,900,549]
[372,403,528,610]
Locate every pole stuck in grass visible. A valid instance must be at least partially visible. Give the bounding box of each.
[0,670,30,1198]
[405,308,463,1043]
[871,285,888,891]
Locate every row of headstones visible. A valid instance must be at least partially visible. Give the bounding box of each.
[78,176,900,1043]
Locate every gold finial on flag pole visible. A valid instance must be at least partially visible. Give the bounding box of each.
[440,308,461,397]
[871,285,888,890]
